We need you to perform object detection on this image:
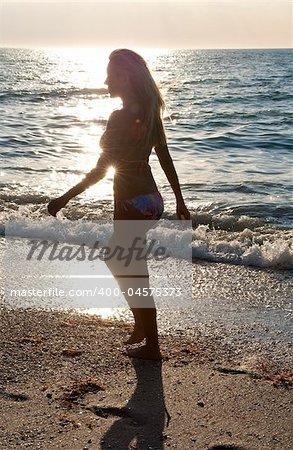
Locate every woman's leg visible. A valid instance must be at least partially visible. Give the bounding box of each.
[105,223,146,345]
[105,196,162,359]
[110,262,161,359]
[124,307,145,344]
[125,266,161,360]
[105,228,161,359]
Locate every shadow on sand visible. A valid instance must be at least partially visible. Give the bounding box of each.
[88,358,169,449]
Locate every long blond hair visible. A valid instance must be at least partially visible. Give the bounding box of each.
[109,49,167,149]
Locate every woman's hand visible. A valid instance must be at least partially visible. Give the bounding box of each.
[47,195,68,217]
[176,200,191,221]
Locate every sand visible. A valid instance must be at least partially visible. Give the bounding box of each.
[0,305,292,450]
[1,232,292,449]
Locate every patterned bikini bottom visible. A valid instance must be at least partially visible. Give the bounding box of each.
[114,191,164,220]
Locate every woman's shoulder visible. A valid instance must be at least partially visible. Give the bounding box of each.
[109,106,143,130]
[107,108,130,128]
[107,109,124,125]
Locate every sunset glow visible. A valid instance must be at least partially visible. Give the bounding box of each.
[1,1,291,49]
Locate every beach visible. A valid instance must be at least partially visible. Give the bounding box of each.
[1,46,292,450]
[1,260,292,450]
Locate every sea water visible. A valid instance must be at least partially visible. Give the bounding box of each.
[0,47,292,269]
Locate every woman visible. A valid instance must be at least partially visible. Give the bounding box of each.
[48,49,190,360]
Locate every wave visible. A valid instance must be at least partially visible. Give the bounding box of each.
[0,87,109,103]
[194,181,291,196]
[49,116,108,126]
[192,224,293,269]
[1,191,292,228]
[1,211,292,270]
[0,192,50,205]
[0,167,85,175]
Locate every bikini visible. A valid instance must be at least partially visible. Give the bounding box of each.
[114,190,164,220]
[113,160,164,221]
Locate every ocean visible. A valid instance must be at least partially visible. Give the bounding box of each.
[0,47,292,270]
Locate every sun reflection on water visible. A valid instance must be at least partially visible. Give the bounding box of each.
[37,47,169,201]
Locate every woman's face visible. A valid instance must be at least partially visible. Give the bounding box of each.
[105,61,129,98]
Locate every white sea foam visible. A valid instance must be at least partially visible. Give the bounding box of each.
[5,216,113,247]
[3,216,293,269]
[241,240,293,268]
[191,226,293,269]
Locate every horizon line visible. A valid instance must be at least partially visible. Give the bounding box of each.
[1,45,292,51]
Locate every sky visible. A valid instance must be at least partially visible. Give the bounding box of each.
[0,1,292,49]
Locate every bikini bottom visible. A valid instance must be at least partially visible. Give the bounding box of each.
[109,192,164,279]
[114,191,164,221]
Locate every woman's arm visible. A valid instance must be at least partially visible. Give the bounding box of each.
[47,154,109,217]
[48,111,119,216]
[154,143,191,220]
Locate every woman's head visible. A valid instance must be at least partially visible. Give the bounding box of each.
[105,49,167,148]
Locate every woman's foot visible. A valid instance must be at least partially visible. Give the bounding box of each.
[126,344,162,361]
[124,328,145,345]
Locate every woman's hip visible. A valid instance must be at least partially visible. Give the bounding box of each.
[114,191,164,221]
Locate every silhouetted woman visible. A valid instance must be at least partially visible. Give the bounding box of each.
[48,49,190,360]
